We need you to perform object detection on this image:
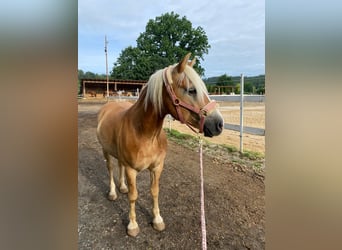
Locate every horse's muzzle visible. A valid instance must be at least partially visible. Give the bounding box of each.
[203,113,224,137]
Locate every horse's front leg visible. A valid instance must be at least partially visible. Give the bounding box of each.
[125,166,140,237]
[150,163,165,232]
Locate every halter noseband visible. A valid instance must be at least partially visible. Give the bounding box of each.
[163,66,217,134]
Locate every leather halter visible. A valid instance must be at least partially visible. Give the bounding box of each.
[163,66,217,133]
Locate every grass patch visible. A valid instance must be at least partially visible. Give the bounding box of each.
[253,162,264,171]
[221,144,239,153]
[240,150,264,160]
[165,128,196,140]
[165,128,264,172]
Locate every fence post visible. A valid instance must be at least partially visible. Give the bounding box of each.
[83,81,86,98]
[240,74,244,153]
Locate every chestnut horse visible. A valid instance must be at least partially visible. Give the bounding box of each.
[96,53,224,237]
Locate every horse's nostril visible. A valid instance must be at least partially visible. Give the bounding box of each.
[217,121,223,131]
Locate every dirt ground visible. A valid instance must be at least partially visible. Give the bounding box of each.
[78,102,265,249]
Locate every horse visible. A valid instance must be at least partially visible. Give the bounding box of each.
[88,91,97,97]
[103,90,115,98]
[96,53,224,237]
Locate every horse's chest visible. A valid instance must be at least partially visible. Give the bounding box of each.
[138,143,165,169]
[120,140,166,171]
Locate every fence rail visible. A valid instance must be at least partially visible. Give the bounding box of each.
[223,123,265,136]
[210,95,265,103]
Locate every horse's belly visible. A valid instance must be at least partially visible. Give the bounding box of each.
[103,144,119,159]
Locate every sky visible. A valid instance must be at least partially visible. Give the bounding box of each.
[78,0,264,78]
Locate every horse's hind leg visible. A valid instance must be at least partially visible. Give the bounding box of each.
[118,161,128,194]
[150,164,165,232]
[103,150,117,201]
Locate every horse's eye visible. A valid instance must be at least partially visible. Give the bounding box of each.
[188,88,197,95]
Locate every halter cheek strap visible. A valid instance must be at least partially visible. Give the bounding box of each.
[163,66,217,134]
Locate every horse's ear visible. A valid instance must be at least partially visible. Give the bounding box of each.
[188,57,196,67]
[177,53,191,73]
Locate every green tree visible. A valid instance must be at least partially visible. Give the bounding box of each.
[112,12,211,80]
[244,81,253,93]
[235,82,254,94]
[112,46,145,79]
[78,69,85,94]
[78,69,84,79]
[84,71,96,79]
[206,84,215,94]
[217,74,234,86]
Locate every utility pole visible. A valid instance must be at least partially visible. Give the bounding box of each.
[105,35,109,99]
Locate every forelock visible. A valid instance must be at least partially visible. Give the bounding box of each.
[183,65,208,101]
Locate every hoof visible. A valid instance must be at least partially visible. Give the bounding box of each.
[153,221,165,232]
[127,226,140,237]
[119,186,128,194]
[107,193,117,201]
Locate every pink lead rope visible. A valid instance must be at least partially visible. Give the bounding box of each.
[199,136,207,250]
[163,66,208,248]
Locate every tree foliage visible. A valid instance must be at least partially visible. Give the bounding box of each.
[78,69,106,79]
[78,69,106,94]
[204,74,265,94]
[112,12,211,80]
[217,74,234,86]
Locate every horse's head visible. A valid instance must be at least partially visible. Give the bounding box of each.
[163,53,224,137]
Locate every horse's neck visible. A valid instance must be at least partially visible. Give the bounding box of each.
[128,96,165,138]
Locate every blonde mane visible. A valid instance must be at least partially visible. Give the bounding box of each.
[144,65,208,115]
